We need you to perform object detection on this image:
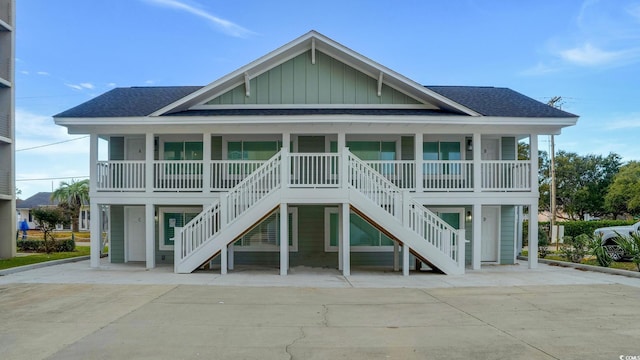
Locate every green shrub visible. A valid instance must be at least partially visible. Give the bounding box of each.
[560,234,590,263]
[17,239,76,253]
[588,234,612,267]
[562,220,636,238]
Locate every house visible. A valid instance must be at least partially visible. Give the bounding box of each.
[15,192,90,231]
[54,31,577,275]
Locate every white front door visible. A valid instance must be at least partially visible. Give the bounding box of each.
[481,206,499,262]
[125,207,146,262]
[481,138,499,160]
[126,138,145,160]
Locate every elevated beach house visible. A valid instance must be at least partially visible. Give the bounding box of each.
[54,31,577,276]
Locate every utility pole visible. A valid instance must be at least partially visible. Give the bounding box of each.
[547,96,562,250]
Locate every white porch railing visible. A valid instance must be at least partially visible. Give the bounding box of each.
[154,161,203,191]
[423,161,473,191]
[289,153,340,187]
[96,161,145,191]
[94,157,532,193]
[347,153,402,219]
[481,160,531,191]
[406,199,462,264]
[365,160,415,190]
[210,160,265,190]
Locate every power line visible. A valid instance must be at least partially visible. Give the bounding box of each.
[16,176,89,182]
[16,136,89,152]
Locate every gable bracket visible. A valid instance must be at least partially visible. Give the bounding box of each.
[244,72,250,97]
[377,71,384,97]
[311,38,316,64]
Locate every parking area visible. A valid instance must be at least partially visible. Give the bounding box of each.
[1,260,639,359]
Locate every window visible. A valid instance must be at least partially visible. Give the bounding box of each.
[233,208,298,252]
[324,208,394,252]
[423,141,461,174]
[159,207,202,251]
[227,141,282,160]
[163,141,203,160]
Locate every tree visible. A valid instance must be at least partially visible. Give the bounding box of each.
[605,161,640,217]
[51,179,89,232]
[554,151,621,220]
[518,142,550,210]
[32,207,68,253]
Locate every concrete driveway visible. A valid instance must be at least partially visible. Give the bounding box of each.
[0,260,639,360]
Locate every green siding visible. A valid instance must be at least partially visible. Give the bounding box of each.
[206,50,421,106]
[110,206,125,263]
[109,137,124,161]
[211,136,222,160]
[401,136,414,160]
[500,206,516,264]
[501,137,516,160]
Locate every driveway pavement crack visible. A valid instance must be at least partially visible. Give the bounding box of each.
[285,327,306,360]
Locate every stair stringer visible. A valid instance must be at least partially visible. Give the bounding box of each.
[175,189,282,273]
[348,189,464,275]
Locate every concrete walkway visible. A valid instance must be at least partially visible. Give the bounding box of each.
[1,260,639,359]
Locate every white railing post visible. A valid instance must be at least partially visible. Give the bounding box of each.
[220,194,228,227]
[457,229,466,270]
[402,190,410,227]
[145,133,154,193]
[174,226,183,272]
[341,148,349,189]
[281,147,289,188]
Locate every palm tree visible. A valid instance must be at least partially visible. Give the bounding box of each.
[51,179,89,232]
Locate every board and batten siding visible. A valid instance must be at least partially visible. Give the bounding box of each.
[110,205,125,263]
[501,137,516,160]
[206,50,422,106]
[500,205,516,264]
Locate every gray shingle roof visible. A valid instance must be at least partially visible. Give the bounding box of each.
[426,86,576,118]
[54,86,203,118]
[53,85,577,119]
[16,192,58,209]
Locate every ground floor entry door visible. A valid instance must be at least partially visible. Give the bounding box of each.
[481,206,499,262]
[125,207,146,262]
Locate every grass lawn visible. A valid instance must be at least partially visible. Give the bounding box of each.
[0,247,90,270]
[523,250,639,272]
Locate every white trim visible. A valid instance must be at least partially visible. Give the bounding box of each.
[190,104,432,110]
[159,206,202,251]
[233,207,298,252]
[324,207,394,252]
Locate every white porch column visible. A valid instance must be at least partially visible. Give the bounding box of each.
[338,205,343,271]
[393,242,400,271]
[145,203,155,269]
[341,202,350,276]
[228,243,234,270]
[279,203,289,276]
[472,203,482,270]
[89,202,100,268]
[414,133,423,193]
[473,133,481,192]
[220,244,227,274]
[528,134,539,269]
[145,133,154,193]
[202,133,211,193]
[528,201,539,269]
[89,134,100,268]
[402,244,410,276]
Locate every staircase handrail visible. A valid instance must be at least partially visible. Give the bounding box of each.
[176,149,283,263]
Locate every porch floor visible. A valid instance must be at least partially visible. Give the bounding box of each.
[1,257,638,289]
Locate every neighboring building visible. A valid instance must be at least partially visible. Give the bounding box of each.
[54,31,577,275]
[0,0,15,258]
[16,192,90,231]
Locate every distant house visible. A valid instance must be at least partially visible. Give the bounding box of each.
[54,31,578,275]
[16,192,90,231]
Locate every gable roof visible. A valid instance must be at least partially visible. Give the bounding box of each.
[148,30,481,117]
[54,86,202,118]
[16,192,58,209]
[426,86,576,118]
[53,85,576,119]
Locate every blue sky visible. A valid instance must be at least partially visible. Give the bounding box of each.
[14,0,640,198]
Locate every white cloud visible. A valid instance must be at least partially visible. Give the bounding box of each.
[20,70,29,75]
[107,82,117,87]
[14,108,89,155]
[65,82,95,91]
[628,3,640,20]
[606,112,640,130]
[520,62,562,76]
[559,43,638,66]
[36,71,49,76]
[144,0,253,38]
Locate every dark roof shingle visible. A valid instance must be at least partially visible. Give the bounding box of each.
[54,86,203,118]
[426,86,577,118]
